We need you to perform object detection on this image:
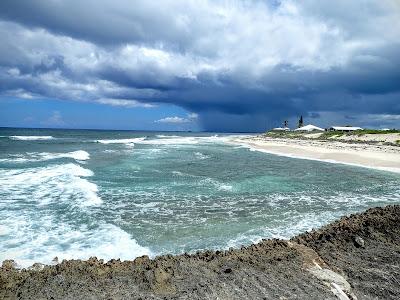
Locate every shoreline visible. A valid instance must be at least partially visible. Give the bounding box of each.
[1,205,399,299]
[234,136,400,173]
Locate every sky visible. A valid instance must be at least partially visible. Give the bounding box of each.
[0,0,399,132]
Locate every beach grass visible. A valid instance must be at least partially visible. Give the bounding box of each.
[354,129,400,134]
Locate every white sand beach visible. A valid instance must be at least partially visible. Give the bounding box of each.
[235,136,400,173]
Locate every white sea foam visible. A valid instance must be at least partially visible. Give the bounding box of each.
[41,150,90,161]
[0,155,30,163]
[194,152,210,160]
[0,163,101,206]
[172,170,185,176]
[0,217,151,268]
[155,135,181,138]
[94,134,236,147]
[61,150,90,161]
[0,150,90,163]
[0,225,11,236]
[224,188,400,251]
[224,210,345,250]
[138,137,199,145]
[218,184,233,191]
[103,149,119,153]
[137,135,232,145]
[198,177,233,192]
[9,135,54,141]
[96,137,145,144]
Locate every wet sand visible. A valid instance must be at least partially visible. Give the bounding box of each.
[1,205,399,299]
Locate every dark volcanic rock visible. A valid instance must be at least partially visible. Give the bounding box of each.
[294,205,400,300]
[1,205,399,299]
[353,235,365,248]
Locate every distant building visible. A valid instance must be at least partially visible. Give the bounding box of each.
[294,124,324,132]
[329,126,363,132]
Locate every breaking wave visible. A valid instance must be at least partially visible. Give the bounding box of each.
[0,219,151,268]
[9,136,55,141]
[0,150,90,163]
[0,163,101,207]
[94,135,234,147]
[96,138,145,144]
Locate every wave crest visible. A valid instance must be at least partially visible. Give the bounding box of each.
[0,150,90,163]
[96,138,145,144]
[0,163,101,206]
[9,136,54,141]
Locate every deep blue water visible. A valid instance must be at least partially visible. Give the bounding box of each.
[1,128,399,267]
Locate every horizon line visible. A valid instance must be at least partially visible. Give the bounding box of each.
[0,126,261,134]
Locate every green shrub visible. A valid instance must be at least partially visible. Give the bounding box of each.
[355,129,400,135]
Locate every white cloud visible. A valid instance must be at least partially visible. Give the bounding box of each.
[155,116,188,124]
[41,111,66,126]
[155,113,198,124]
[368,114,400,121]
[23,116,35,123]
[96,98,155,108]
[187,113,198,120]
[7,68,20,76]
[3,88,37,99]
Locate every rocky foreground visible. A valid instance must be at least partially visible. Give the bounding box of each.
[1,205,399,300]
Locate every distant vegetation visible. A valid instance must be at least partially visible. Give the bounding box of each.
[265,129,400,141]
[267,129,400,136]
[354,129,400,135]
[320,129,400,138]
[264,131,298,138]
[263,128,400,146]
[319,131,344,139]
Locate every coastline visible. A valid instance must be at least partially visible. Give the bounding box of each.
[234,136,400,173]
[1,205,399,299]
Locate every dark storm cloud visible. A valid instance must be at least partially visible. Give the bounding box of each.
[0,0,399,130]
[0,0,214,52]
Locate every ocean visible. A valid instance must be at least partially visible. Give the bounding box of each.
[1,128,399,267]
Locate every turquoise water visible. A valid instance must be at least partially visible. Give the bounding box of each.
[1,128,399,267]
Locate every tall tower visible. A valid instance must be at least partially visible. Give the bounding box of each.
[298,115,303,128]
